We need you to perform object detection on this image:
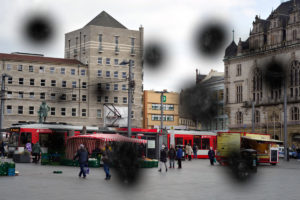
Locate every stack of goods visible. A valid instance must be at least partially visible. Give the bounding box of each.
[88,158,100,168]
[0,161,16,176]
[139,158,158,168]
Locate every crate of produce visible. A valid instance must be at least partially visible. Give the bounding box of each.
[88,158,100,168]
[8,168,15,176]
[152,159,158,168]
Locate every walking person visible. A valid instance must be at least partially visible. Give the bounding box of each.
[176,146,183,168]
[158,145,168,172]
[185,143,189,160]
[32,142,42,164]
[102,144,112,180]
[187,143,193,161]
[208,147,215,166]
[73,144,89,178]
[168,144,176,168]
[193,144,198,159]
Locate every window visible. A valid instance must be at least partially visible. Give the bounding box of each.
[114,71,118,78]
[18,92,23,99]
[71,69,76,75]
[19,78,24,85]
[39,66,45,73]
[151,115,174,121]
[18,106,23,114]
[50,67,55,73]
[18,65,23,71]
[29,106,34,115]
[122,72,127,78]
[291,107,300,121]
[8,77,12,84]
[98,70,102,77]
[202,138,210,150]
[98,57,102,65]
[72,94,76,101]
[97,96,101,102]
[97,83,102,89]
[30,92,34,99]
[105,96,109,103]
[122,84,126,91]
[7,105,12,114]
[114,84,118,91]
[29,65,33,72]
[81,69,86,76]
[72,81,77,88]
[106,83,110,90]
[114,97,118,103]
[97,109,102,118]
[123,97,127,103]
[236,85,243,103]
[60,94,66,100]
[82,109,87,117]
[62,81,66,87]
[114,59,118,65]
[30,79,34,86]
[98,34,102,50]
[253,67,262,102]
[82,82,87,88]
[131,38,135,54]
[72,108,76,116]
[61,68,65,74]
[115,36,119,52]
[40,93,45,99]
[82,95,87,102]
[106,71,110,77]
[293,30,297,40]
[41,79,46,86]
[61,108,66,116]
[51,107,55,116]
[255,110,260,123]
[236,64,241,76]
[6,64,11,71]
[236,111,243,125]
[106,58,110,65]
[51,93,56,100]
[51,80,56,87]
[7,91,12,98]
[131,111,134,119]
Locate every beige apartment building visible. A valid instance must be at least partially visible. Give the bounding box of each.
[0,11,144,128]
[224,0,300,146]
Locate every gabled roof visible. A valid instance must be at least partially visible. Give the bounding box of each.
[85,11,127,29]
[224,41,237,58]
[0,53,83,65]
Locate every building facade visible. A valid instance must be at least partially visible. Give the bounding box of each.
[65,11,143,128]
[0,11,144,128]
[224,0,300,146]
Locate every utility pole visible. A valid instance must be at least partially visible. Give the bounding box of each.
[252,101,255,133]
[0,74,11,140]
[127,60,133,138]
[283,81,288,161]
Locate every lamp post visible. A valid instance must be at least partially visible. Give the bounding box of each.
[0,74,12,140]
[120,60,133,137]
[155,90,167,159]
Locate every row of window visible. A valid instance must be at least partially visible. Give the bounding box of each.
[6,64,87,76]
[97,70,131,79]
[151,115,174,121]
[151,104,174,111]
[97,57,135,66]
[8,78,88,88]
[97,96,129,104]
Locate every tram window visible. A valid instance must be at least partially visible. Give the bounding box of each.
[175,138,183,145]
[194,136,201,149]
[20,132,32,146]
[39,134,49,147]
[8,133,19,146]
[202,138,210,150]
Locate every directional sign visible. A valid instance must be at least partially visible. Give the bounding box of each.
[163,95,166,102]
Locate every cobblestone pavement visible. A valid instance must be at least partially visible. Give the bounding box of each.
[1,158,300,200]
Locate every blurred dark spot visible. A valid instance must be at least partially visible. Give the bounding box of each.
[195,23,227,57]
[113,142,141,186]
[23,15,54,44]
[180,83,218,125]
[262,60,287,89]
[144,43,164,69]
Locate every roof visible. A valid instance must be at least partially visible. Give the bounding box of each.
[242,136,283,143]
[0,53,83,65]
[224,41,237,58]
[85,11,127,29]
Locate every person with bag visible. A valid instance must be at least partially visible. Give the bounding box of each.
[102,144,111,180]
[32,142,42,164]
[208,147,215,166]
[158,144,168,172]
[73,144,89,178]
[168,144,176,168]
[193,144,198,159]
[176,146,183,169]
[187,143,193,161]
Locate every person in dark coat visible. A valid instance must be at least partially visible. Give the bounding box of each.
[208,147,215,166]
[168,144,176,168]
[73,144,89,178]
[32,142,42,164]
[176,146,183,168]
[102,144,112,180]
[193,144,198,159]
[158,145,168,172]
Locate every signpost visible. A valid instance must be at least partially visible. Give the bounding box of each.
[163,95,166,102]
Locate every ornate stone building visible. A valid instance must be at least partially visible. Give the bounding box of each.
[224,0,300,146]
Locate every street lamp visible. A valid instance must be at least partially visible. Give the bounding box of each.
[120,60,134,138]
[0,73,12,140]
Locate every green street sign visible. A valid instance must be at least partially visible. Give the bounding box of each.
[163,95,166,102]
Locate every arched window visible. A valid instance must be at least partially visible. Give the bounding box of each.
[253,67,262,102]
[290,61,300,98]
[236,111,243,125]
[291,107,299,121]
[255,110,260,123]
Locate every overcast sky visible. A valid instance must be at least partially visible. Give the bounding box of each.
[0,0,284,92]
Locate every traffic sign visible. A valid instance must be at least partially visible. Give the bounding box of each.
[163,95,166,102]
